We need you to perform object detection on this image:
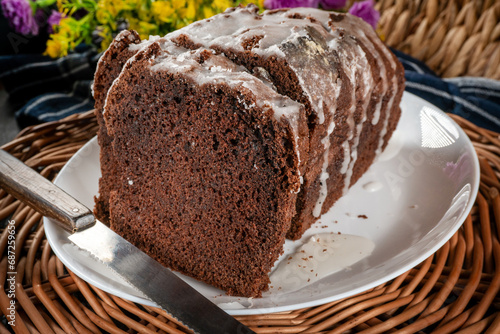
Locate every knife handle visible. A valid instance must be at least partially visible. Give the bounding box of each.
[0,149,95,233]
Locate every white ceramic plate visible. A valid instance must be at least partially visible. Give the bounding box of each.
[44,92,480,315]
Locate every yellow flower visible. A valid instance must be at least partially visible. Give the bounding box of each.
[45,38,68,58]
[99,26,114,51]
[238,0,264,10]
[57,18,74,35]
[152,1,175,23]
[376,26,385,42]
[212,0,232,11]
[126,17,159,39]
[202,6,215,18]
[180,0,196,21]
[97,0,125,20]
[44,17,84,58]
[172,0,187,10]
[138,21,159,37]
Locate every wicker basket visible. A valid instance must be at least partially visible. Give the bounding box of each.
[376,0,500,79]
[1,1,500,333]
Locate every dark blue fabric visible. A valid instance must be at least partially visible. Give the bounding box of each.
[0,45,99,127]
[0,46,499,132]
[393,49,500,132]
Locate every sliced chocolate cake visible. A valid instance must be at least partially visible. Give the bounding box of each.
[93,5,405,297]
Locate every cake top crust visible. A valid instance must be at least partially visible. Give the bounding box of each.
[168,5,343,125]
[149,42,303,130]
[121,6,400,130]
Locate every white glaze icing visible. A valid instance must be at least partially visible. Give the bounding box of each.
[340,36,373,195]
[287,9,393,131]
[313,118,336,217]
[284,8,400,200]
[127,35,161,52]
[375,96,396,155]
[371,99,383,125]
[336,38,357,178]
[169,5,340,127]
[151,45,304,141]
[311,10,399,156]
[340,140,350,174]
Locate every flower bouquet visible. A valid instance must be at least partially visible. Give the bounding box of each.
[1,0,379,58]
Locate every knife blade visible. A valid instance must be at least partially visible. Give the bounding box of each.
[0,149,255,334]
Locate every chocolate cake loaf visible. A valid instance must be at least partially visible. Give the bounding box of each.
[93,5,404,297]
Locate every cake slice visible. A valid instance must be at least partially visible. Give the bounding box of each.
[102,41,308,297]
[92,30,143,223]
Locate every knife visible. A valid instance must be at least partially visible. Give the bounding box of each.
[0,149,255,334]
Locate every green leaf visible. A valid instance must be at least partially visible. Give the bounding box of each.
[36,0,58,8]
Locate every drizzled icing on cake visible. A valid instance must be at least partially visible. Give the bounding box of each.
[283,7,400,214]
[166,5,400,217]
[312,28,372,216]
[168,5,381,217]
[151,46,303,135]
[339,34,372,196]
[110,33,304,145]
[169,5,340,126]
[314,31,363,217]
[327,11,399,156]
[315,10,400,156]
[312,118,336,217]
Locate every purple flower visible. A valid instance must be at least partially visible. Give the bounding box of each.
[1,0,39,35]
[320,0,346,10]
[47,10,64,33]
[264,0,320,10]
[34,8,46,26]
[348,0,380,29]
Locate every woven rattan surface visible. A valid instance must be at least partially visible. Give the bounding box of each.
[1,112,500,333]
[1,1,500,332]
[376,0,500,79]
